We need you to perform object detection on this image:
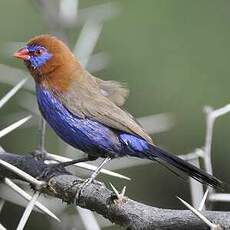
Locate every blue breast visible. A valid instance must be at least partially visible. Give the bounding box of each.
[35,85,123,157]
[35,84,149,159]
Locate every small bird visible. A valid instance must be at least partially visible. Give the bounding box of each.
[14,34,224,189]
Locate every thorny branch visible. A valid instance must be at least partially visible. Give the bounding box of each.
[0,150,229,230]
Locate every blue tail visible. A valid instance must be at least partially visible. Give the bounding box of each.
[120,133,224,189]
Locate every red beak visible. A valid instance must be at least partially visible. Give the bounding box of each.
[13,47,30,60]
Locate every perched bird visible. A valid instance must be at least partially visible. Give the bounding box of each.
[14,34,224,189]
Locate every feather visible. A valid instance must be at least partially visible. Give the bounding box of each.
[24,35,150,142]
[94,77,129,106]
[56,71,153,144]
[26,35,129,106]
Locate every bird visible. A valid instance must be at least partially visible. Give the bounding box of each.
[14,34,224,189]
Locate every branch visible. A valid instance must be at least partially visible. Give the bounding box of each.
[0,150,229,229]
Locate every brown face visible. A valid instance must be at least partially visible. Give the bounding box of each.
[14,35,71,76]
[14,35,81,91]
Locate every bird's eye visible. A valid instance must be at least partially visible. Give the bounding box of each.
[34,49,42,56]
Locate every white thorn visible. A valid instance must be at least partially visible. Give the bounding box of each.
[73,19,103,67]
[203,106,213,114]
[4,178,60,222]
[16,191,40,230]
[208,193,230,202]
[109,183,120,198]
[198,189,209,211]
[0,78,28,109]
[0,199,5,213]
[76,206,100,230]
[0,223,7,230]
[177,196,219,229]
[47,153,131,180]
[59,0,78,24]
[120,186,126,197]
[109,183,127,201]
[0,158,45,188]
[0,115,32,138]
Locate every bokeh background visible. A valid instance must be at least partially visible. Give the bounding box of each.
[0,0,230,229]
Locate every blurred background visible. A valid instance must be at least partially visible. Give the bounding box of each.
[0,0,230,229]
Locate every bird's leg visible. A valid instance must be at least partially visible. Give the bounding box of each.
[38,117,46,152]
[75,157,111,202]
[84,156,111,184]
[34,117,47,160]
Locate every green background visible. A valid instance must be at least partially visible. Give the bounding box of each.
[1,0,230,229]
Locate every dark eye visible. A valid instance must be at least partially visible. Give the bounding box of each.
[34,49,42,56]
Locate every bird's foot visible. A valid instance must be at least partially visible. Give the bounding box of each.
[74,170,100,202]
[74,163,108,203]
[65,170,104,198]
[75,156,111,198]
[66,157,111,203]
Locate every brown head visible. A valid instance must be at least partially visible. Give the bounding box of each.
[14,34,82,92]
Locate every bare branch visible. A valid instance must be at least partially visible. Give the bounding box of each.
[0,150,229,229]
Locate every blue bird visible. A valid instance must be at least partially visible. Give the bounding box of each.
[14,35,224,189]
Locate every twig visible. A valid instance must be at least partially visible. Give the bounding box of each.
[188,157,204,209]
[73,19,103,67]
[76,206,101,230]
[4,178,60,222]
[177,196,221,230]
[0,116,32,138]
[0,64,32,91]
[203,103,230,174]
[16,191,40,230]
[203,106,214,174]
[37,117,46,153]
[0,224,7,230]
[0,78,28,109]
[59,0,78,24]
[0,159,45,188]
[0,199,5,213]
[198,189,209,211]
[209,193,230,202]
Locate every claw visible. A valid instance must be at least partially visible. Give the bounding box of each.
[74,157,111,203]
[74,176,96,203]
